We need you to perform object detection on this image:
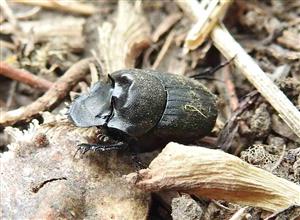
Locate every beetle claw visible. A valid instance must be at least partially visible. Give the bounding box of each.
[73,143,91,158]
[74,142,128,157]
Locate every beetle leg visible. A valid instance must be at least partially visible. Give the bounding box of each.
[131,152,147,169]
[75,141,128,156]
[191,55,236,79]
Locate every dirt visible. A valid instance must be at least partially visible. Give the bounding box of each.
[0,0,299,219]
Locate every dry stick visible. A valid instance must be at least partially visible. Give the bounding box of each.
[229,207,248,220]
[15,6,41,20]
[0,62,53,91]
[152,13,182,42]
[182,0,232,52]
[126,142,300,212]
[211,25,300,138]
[223,62,239,112]
[0,0,19,29]
[152,31,175,70]
[0,58,93,127]
[12,0,97,16]
[176,0,300,138]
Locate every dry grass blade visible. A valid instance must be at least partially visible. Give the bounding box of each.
[97,0,151,75]
[126,142,300,212]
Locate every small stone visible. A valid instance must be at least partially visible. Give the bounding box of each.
[171,194,203,220]
[249,103,271,138]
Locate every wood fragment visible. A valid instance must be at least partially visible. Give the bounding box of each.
[264,205,300,220]
[97,0,151,75]
[126,142,300,212]
[6,81,17,109]
[152,13,182,42]
[152,31,175,70]
[15,6,41,20]
[0,62,53,91]
[176,0,300,139]
[0,0,19,29]
[177,0,233,52]
[217,91,258,152]
[223,62,239,112]
[12,0,97,16]
[0,58,94,127]
[229,207,248,220]
[277,30,300,51]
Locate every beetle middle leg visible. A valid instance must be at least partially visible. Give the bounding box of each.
[74,141,128,157]
[131,151,147,169]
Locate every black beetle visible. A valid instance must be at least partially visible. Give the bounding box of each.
[68,69,217,153]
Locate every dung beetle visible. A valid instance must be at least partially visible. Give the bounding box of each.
[69,69,217,153]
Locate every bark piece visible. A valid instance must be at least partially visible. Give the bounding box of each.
[126,142,300,212]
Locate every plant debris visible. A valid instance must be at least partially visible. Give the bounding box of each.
[1,0,300,219]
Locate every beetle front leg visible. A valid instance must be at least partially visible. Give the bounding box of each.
[75,141,128,156]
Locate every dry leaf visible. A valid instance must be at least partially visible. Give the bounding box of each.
[126,142,300,212]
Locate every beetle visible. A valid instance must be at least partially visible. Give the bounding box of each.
[68,69,218,153]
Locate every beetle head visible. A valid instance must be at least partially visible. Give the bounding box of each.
[68,80,113,127]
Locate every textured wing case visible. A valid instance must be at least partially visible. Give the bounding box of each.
[152,71,217,140]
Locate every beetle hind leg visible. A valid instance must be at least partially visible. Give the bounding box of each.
[190,56,236,79]
[74,141,128,157]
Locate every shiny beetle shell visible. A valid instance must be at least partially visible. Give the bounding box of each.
[69,69,218,151]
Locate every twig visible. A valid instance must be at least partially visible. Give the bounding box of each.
[152,31,175,69]
[126,142,300,212]
[12,0,97,16]
[222,61,239,112]
[0,0,19,29]
[217,91,258,152]
[6,81,17,109]
[176,0,300,138]
[0,62,53,91]
[180,0,233,52]
[152,13,182,42]
[212,25,300,138]
[0,40,16,50]
[229,207,248,220]
[0,58,94,127]
[264,205,300,220]
[270,144,286,172]
[15,6,41,20]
